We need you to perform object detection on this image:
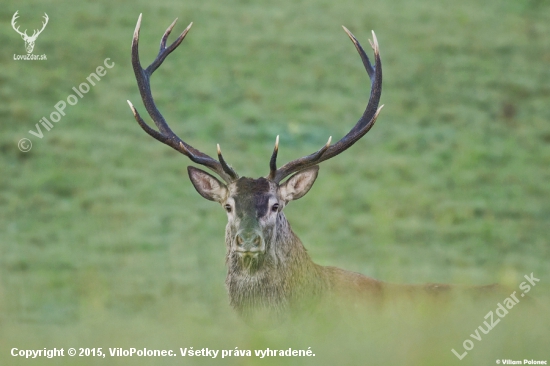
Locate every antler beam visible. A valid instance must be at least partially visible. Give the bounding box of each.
[11,11,26,37]
[269,27,383,183]
[127,14,238,183]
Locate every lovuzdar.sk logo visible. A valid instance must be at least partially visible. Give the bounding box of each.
[12,10,48,61]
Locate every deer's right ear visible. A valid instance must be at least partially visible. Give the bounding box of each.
[187,166,228,203]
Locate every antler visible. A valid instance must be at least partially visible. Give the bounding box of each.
[30,13,49,40]
[268,27,383,183]
[11,11,27,37]
[11,11,48,40]
[127,14,238,183]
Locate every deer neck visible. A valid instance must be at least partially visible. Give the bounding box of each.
[224,213,328,320]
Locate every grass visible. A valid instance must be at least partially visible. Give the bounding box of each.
[1,0,549,364]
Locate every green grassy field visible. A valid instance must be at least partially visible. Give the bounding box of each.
[1,0,549,364]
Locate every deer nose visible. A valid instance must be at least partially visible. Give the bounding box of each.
[236,232,262,251]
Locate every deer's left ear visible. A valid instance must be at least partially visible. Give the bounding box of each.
[279,166,319,203]
[188,166,228,203]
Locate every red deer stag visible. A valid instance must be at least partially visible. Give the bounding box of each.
[127,15,495,323]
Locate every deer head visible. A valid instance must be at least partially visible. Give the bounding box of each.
[11,11,49,54]
[187,165,319,274]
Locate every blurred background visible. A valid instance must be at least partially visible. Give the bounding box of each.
[0,0,549,364]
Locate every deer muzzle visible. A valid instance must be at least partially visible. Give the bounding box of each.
[235,231,264,256]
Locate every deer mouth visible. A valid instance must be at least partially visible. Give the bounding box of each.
[235,250,263,270]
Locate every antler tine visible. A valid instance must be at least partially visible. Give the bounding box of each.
[128,14,238,183]
[217,144,239,180]
[271,27,383,183]
[267,135,280,180]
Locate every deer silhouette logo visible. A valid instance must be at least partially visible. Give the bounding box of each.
[11,11,49,54]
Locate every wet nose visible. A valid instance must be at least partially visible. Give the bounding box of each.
[236,232,262,251]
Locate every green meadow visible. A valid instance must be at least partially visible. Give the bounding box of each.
[1,0,549,364]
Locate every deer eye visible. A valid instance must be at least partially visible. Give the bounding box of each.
[224,204,232,213]
[271,203,279,212]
